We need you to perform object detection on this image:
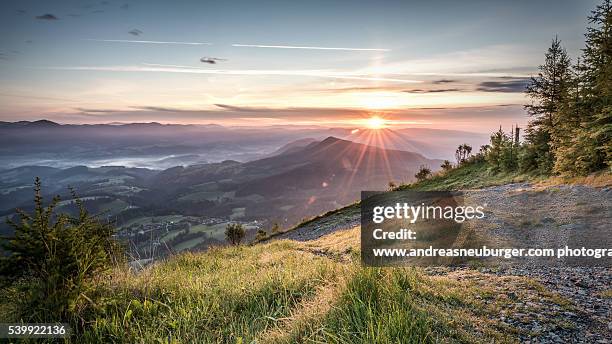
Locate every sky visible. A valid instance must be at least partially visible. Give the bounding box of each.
[0,0,600,132]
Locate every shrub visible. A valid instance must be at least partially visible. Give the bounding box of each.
[440,160,453,173]
[414,165,432,182]
[0,178,121,323]
[255,229,267,241]
[225,223,245,246]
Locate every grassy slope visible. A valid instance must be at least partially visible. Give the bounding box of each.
[5,162,606,343]
[70,231,527,343]
[400,161,533,191]
[40,226,576,343]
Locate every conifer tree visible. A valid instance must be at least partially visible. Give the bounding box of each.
[568,0,612,173]
[524,37,573,174]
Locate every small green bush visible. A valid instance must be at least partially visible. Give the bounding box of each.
[0,178,121,323]
[225,223,245,245]
[414,165,432,182]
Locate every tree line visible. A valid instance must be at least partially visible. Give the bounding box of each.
[418,0,611,179]
[517,0,610,175]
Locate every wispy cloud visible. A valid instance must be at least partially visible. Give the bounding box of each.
[231,44,390,52]
[432,79,457,84]
[84,39,212,45]
[403,88,463,93]
[200,57,227,64]
[47,63,422,83]
[58,104,526,132]
[356,45,537,78]
[477,77,530,93]
[75,108,123,113]
[128,29,143,36]
[35,14,59,20]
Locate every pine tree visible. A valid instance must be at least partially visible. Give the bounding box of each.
[573,0,612,173]
[524,37,573,174]
[487,127,517,172]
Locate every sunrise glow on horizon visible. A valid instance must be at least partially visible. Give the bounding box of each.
[0,0,599,132]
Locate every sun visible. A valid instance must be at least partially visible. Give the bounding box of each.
[364,116,387,129]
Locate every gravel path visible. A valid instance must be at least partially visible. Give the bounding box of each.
[280,183,612,343]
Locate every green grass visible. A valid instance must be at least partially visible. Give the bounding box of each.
[399,161,538,191]
[3,160,586,343]
[0,234,520,343]
[121,215,188,229]
[77,241,342,343]
[172,236,206,251]
[177,190,225,202]
[189,223,227,240]
[283,267,514,344]
[61,240,514,343]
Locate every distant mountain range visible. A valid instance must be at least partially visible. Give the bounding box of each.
[0,120,488,171]
[0,136,441,227]
[0,120,349,169]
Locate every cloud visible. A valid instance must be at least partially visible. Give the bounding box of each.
[131,106,183,112]
[403,88,463,94]
[120,3,129,9]
[432,79,457,84]
[75,108,124,113]
[50,103,526,133]
[17,10,26,15]
[49,64,422,83]
[354,45,537,78]
[319,86,404,93]
[231,44,390,52]
[477,77,530,93]
[128,29,143,36]
[200,57,227,64]
[35,14,59,20]
[85,39,212,45]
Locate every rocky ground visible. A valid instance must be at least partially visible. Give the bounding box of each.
[279,183,612,343]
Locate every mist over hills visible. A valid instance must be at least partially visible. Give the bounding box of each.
[0,135,441,232]
[0,120,463,255]
[0,118,457,259]
[0,120,350,169]
[0,120,486,171]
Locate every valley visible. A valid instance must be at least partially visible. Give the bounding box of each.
[0,124,449,259]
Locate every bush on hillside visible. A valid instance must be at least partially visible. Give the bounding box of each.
[225,223,245,245]
[255,229,267,241]
[0,178,121,323]
[440,160,453,173]
[414,165,432,182]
